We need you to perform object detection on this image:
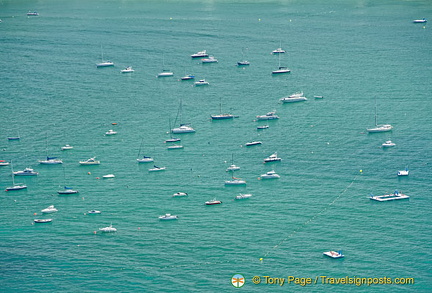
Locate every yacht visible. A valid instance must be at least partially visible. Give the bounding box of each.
[121,66,134,73]
[225,178,246,185]
[79,157,100,165]
[105,129,117,135]
[173,192,188,197]
[205,199,222,205]
[235,193,252,200]
[245,141,262,146]
[159,214,178,220]
[194,79,209,86]
[39,157,63,165]
[61,144,73,150]
[41,205,58,214]
[397,168,409,176]
[413,18,427,23]
[280,92,307,103]
[201,56,218,63]
[137,156,154,163]
[369,190,409,202]
[256,111,279,120]
[171,124,195,134]
[99,224,117,233]
[191,50,209,58]
[13,167,38,176]
[323,251,344,259]
[382,140,396,147]
[260,170,280,179]
[264,152,282,163]
[57,186,79,194]
[148,166,166,172]
[34,219,52,223]
[88,210,101,214]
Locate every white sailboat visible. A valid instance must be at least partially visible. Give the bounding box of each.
[136,138,154,163]
[272,53,290,74]
[211,98,234,120]
[39,134,63,165]
[226,154,240,172]
[237,48,250,66]
[171,100,195,134]
[157,55,173,77]
[57,166,79,194]
[96,46,114,68]
[5,161,27,191]
[367,98,393,133]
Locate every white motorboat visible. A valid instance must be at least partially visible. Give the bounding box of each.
[149,166,166,172]
[57,186,79,194]
[105,129,117,135]
[0,160,10,166]
[102,174,115,179]
[39,157,63,165]
[314,95,324,99]
[88,210,101,214]
[280,92,307,103]
[27,11,39,16]
[256,111,279,120]
[201,56,218,63]
[137,156,154,163]
[205,198,222,205]
[245,141,262,146]
[237,60,250,66]
[257,125,269,130]
[191,50,209,58]
[7,136,20,140]
[413,18,427,23]
[226,164,241,172]
[159,213,178,220]
[41,205,58,214]
[79,157,100,165]
[171,124,195,134]
[173,192,188,197]
[13,167,38,176]
[272,46,286,54]
[323,251,344,259]
[260,170,280,179]
[235,193,252,200]
[397,168,409,176]
[99,224,117,233]
[382,140,396,147]
[61,144,73,150]
[121,66,134,73]
[225,178,246,185]
[194,79,209,86]
[34,219,52,223]
[369,190,409,202]
[167,145,184,150]
[264,152,282,163]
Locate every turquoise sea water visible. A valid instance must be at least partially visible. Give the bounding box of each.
[0,0,431,292]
